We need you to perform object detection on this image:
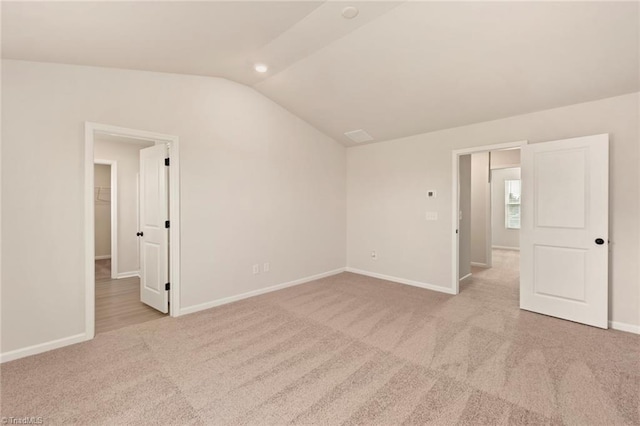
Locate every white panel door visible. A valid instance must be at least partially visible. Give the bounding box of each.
[520,134,609,328]
[139,144,169,313]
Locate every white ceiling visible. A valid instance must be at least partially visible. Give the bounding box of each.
[3,1,639,146]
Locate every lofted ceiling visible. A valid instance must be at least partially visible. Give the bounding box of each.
[3,1,639,146]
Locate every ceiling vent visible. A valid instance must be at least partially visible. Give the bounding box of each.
[344,129,374,143]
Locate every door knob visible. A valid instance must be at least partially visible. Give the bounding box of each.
[595,238,605,245]
[136,232,143,237]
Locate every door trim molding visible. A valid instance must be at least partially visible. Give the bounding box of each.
[94,159,118,279]
[85,122,181,341]
[451,141,527,294]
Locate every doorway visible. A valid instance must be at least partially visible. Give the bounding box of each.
[452,135,609,328]
[94,161,116,280]
[457,145,523,302]
[93,135,166,334]
[451,140,526,295]
[85,123,181,339]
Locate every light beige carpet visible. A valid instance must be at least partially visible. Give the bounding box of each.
[2,250,639,425]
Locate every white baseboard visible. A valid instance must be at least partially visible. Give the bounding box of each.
[179,268,347,316]
[0,333,88,363]
[117,270,140,279]
[459,273,472,281]
[609,321,640,334]
[345,267,456,295]
[471,262,490,268]
[95,255,111,260]
[492,246,520,251]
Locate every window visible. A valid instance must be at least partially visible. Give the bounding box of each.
[505,179,521,229]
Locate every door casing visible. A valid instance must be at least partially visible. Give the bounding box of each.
[84,122,181,340]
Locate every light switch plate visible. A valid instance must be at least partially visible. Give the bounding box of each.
[425,211,438,221]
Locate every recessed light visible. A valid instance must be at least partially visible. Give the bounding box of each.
[342,6,359,19]
[254,64,268,73]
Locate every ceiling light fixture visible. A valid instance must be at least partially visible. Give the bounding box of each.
[342,6,359,19]
[254,64,268,73]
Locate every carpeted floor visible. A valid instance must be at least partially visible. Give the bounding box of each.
[2,250,639,425]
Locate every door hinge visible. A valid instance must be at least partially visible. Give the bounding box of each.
[165,282,170,291]
[165,157,170,166]
[165,220,170,229]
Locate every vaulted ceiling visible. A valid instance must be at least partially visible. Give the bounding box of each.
[3,1,638,146]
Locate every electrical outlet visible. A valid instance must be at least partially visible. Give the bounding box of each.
[252,264,260,274]
[263,262,270,272]
[427,190,437,199]
[371,251,377,260]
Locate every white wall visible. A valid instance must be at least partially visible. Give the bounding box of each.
[491,167,521,249]
[458,155,471,278]
[94,164,111,258]
[347,92,639,328]
[1,60,346,354]
[470,152,491,266]
[491,148,520,169]
[95,138,154,275]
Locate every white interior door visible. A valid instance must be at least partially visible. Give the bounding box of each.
[520,134,609,328]
[139,144,169,313]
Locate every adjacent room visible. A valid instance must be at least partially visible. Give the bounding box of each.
[1,2,639,425]
[458,148,522,305]
[93,133,167,334]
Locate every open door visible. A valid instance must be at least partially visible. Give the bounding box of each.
[138,144,169,313]
[520,134,608,328]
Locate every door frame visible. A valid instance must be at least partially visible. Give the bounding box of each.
[451,140,527,294]
[93,159,118,279]
[84,122,181,339]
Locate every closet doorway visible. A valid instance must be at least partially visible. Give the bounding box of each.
[94,161,116,280]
